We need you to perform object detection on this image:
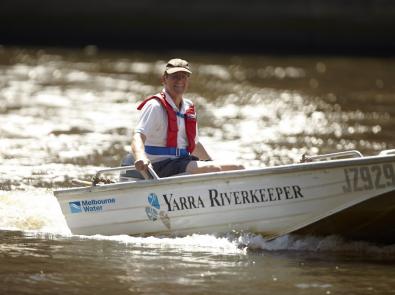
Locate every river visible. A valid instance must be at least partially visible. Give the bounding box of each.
[1,46,395,294]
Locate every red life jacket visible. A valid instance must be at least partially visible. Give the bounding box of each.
[137,92,197,153]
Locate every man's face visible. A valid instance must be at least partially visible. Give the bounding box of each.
[163,71,190,97]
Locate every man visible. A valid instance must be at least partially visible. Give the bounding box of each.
[131,58,244,178]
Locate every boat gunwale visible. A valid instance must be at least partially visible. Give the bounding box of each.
[54,153,395,197]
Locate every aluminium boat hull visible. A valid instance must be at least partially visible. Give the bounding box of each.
[54,152,395,242]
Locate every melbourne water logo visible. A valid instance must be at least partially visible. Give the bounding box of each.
[69,201,82,213]
[69,198,116,213]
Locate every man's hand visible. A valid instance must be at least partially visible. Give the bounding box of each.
[134,157,151,172]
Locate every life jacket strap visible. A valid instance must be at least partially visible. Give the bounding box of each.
[145,145,189,157]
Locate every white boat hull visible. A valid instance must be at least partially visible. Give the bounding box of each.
[54,152,395,242]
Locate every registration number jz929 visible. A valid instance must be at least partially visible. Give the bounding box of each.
[343,163,395,193]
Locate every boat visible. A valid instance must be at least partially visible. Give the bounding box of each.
[54,149,395,243]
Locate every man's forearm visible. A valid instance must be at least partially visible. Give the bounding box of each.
[131,132,147,159]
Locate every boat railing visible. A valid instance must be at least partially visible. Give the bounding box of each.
[92,164,159,186]
[379,149,395,156]
[300,150,363,163]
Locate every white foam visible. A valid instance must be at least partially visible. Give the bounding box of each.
[0,189,71,235]
[80,233,246,255]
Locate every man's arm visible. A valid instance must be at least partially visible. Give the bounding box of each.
[192,141,212,161]
[131,132,151,172]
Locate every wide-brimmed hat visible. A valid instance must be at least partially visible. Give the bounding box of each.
[165,58,192,74]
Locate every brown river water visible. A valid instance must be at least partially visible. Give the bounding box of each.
[1,47,395,294]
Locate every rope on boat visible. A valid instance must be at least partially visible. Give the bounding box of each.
[92,175,115,186]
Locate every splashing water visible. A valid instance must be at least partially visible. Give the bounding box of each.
[0,189,71,235]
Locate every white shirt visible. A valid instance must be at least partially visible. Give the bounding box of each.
[135,90,197,162]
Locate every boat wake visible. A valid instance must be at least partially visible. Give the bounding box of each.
[1,189,395,256]
[233,232,395,256]
[81,233,246,255]
[78,232,395,257]
[0,189,71,235]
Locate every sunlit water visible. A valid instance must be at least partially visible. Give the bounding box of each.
[1,47,395,294]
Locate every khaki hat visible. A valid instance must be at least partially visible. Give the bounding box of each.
[165,58,192,74]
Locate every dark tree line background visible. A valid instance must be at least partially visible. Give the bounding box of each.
[1,0,394,55]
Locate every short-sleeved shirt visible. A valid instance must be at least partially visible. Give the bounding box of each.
[135,90,198,163]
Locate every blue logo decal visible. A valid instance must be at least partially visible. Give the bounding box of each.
[69,201,82,213]
[148,193,160,209]
[144,193,171,229]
